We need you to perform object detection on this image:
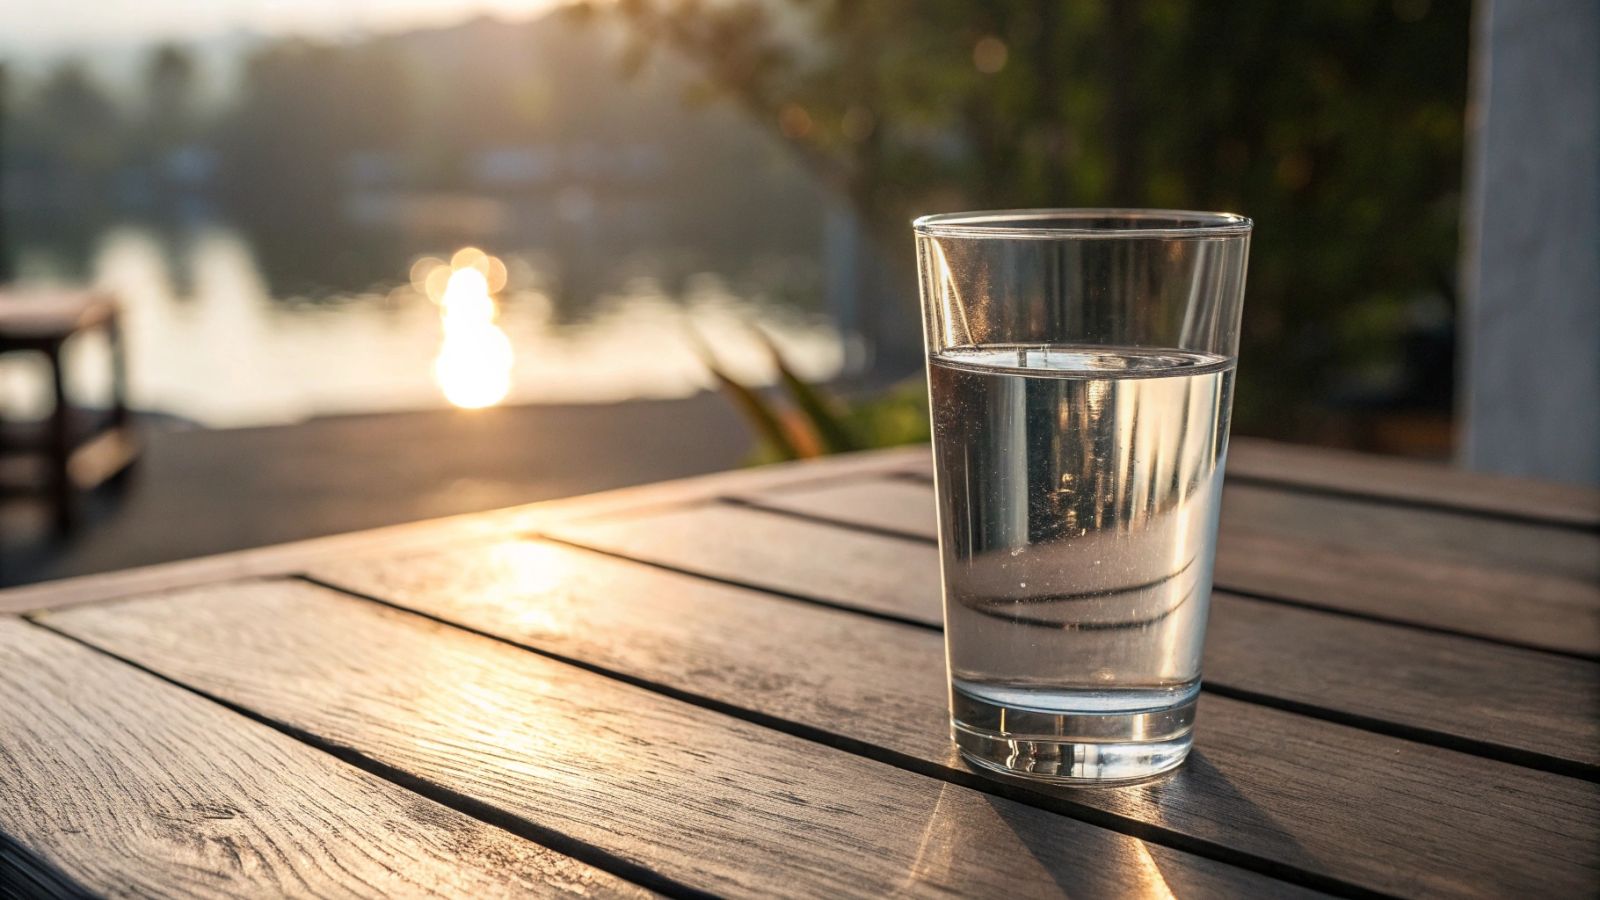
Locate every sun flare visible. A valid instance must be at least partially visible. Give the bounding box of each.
[422,249,515,409]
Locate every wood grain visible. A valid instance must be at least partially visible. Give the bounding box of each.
[0,616,649,899]
[543,503,1600,770]
[300,539,1600,898]
[734,477,1600,656]
[41,582,1310,900]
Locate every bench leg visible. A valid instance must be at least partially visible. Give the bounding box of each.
[47,344,75,533]
[108,312,129,430]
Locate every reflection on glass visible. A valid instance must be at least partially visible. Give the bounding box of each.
[426,248,514,409]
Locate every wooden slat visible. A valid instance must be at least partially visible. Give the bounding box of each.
[298,539,1600,898]
[1226,436,1600,529]
[1220,482,1600,582]
[552,503,943,624]
[1217,483,1600,655]
[0,447,925,615]
[896,437,1600,529]
[0,617,648,899]
[744,476,1600,587]
[734,477,1600,657]
[1214,529,1600,656]
[734,477,940,540]
[41,583,1311,900]
[544,503,1600,771]
[1203,592,1597,753]
[516,443,930,526]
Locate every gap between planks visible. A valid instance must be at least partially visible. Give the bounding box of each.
[894,440,1600,534]
[723,480,1600,662]
[32,592,1323,900]
[31,545,1598,896]
[0,615,670,900]
[0,449,929,617]
[721,493,1600,664]
[286,550,1598,899]
[527,518,1599,782]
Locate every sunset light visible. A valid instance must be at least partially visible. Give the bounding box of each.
[425,249,515,409]
[3,0,1582,895]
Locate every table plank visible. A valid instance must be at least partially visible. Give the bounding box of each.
[1220,482,1600,583]
[731,478,1600,657]
[896,437,1600,529]
[299,538,1600,898]
[0,617,648,899]
[544,503,1600,772]
[41,582,1313,900]
[1214,529,1599,656]
[732,477,940,540]
[552,503,942,625]
[1217,482,1600,655]
[1226,437,1600,530]
[743,476,1600,585]
[0,448,923,615]
[746,475,1600,656]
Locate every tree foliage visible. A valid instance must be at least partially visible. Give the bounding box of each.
[582,0,1469,435]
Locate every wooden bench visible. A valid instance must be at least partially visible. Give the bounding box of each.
[0,291,139,531]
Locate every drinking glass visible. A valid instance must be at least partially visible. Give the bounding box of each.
[914,209,1251,782]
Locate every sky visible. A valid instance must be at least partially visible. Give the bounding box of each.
[0,0,568,59]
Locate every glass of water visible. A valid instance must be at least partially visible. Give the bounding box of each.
[915,209,1251,783]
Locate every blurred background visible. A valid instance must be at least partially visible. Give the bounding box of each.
[1,0,1595,584]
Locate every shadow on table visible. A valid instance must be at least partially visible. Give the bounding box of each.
[969,749,1323,894]
[1,831,94,896]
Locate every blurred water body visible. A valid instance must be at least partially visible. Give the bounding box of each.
[0,224,844,427]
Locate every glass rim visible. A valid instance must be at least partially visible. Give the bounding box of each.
[913,208,1253,240]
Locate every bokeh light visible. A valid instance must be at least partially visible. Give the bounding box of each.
[430,249,514,409]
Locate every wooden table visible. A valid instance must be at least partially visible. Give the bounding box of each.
[2,438,1596,898]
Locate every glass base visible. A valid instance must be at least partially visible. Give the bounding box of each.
[950,684,1198,784]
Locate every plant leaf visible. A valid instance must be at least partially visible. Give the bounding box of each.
[683,321,806,460]
[751,324,860,453]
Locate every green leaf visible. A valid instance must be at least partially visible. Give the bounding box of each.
[751,324,861,453]
[682,322,805,461]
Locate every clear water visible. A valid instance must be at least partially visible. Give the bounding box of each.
[929,345,1235,727]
